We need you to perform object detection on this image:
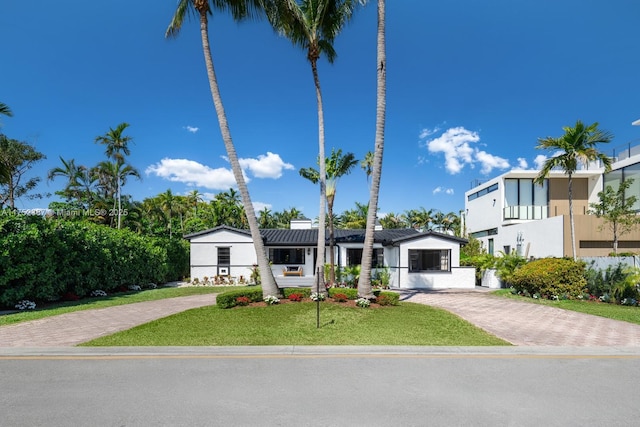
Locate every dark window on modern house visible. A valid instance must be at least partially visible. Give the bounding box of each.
[408,249,450,272]
[217,247,230,265]
[347,248,384,267]
[269,248,305,264]
[467,183,499,201]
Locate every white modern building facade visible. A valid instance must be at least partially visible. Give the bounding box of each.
[464,142,640,258]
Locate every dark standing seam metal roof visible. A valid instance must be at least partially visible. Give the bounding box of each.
[185,226,467,246]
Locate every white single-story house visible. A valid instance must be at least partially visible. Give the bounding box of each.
[184,219,475,290]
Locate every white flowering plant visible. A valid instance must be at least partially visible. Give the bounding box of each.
[128,284,142,291]
[146,283,158,289]
[15,300,36,310]
[90,290,107,297]
[355,298,371,308]
[310,292,326,301]
[263,295,280,305]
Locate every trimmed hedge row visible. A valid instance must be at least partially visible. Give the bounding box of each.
[216,288,264,308]
[0,214,189,307]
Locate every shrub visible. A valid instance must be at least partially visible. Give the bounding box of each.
[263,295,280,305]
[377,292,399,306]
[328,287,357,300]
[355,298,371,308]
[282,288,311,298]
[511,258,587,299]
[332,293,348,302]
[288,293,303,302]
[494,251,527,286]
[584,262,628,297]
[217,288,263,309]
[235,296,250,306]
[310,292,326,301]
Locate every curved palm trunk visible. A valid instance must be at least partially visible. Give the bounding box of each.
[568,173,577,260]
[198,12,279,297]
[358,0,386,299]
[311,59,327,293]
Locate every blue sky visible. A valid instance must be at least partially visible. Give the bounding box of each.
[2,0,640,220]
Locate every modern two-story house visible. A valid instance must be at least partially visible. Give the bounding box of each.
[464,142,640,258]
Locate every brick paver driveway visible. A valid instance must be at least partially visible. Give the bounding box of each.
[401,289,640,346]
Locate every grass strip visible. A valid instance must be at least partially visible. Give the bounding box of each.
[82,302,510,346]
[492,289,640,325]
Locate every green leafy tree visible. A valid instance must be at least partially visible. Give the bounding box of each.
[300,148,358,284]
[534,120,613,260]
[0,135,47,209]
[166,0,280,298]
[265,0,365,291]
[589,178,640,255]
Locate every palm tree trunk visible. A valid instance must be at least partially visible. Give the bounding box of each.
[198,11,279,297]
[328,197,336,284]
[358,0,386,299]
[568,173,577,260]
[311,59,327,293]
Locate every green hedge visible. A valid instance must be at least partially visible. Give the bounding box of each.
[217,288,264,308]
[0,214,189,307]
[511,258,587,299]
[329,287,358,299]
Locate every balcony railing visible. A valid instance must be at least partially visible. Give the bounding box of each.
[503,205,548,220]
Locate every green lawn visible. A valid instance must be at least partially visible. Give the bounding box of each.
[0,286,246,327]
[82,302,510,346]
[492,289,640,325]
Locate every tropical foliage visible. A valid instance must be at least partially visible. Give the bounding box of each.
[534,120,613,259]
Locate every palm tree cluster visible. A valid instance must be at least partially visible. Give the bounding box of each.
[48,122,141,229]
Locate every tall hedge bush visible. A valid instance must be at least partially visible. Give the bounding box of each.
[0,213,189,307]
[511,258,586,299]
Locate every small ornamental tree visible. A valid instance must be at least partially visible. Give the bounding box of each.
[589,178,640,255]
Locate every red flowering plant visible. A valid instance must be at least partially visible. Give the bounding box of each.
[235,296,250,306]
[333,293,348,302]
[288,293,303,302]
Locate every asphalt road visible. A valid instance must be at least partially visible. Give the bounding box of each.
[1,347,639,426]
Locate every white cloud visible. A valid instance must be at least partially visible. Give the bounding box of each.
[238,152,294,179]
[253,201,272,212]
[421,126,510,175]
[516,157,528,169]
[184,126,199,133]
[433,186,454,195]
[475,150,510,174]
[145,158,239,190]
[534,154,547,170]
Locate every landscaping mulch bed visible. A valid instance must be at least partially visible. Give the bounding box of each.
[236,298,388,309]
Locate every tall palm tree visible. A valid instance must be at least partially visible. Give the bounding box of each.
[534,120,613,260]
[300,148,357,284]
[158,189,178,238]
[95,123,136,228]
[48,156,83,203]
[93,160,141,229]
[0,102,12,118]
[95,122,133,164]
[166,0,280,297]
[357,0,385,299]
[265,0,365,291]
[186,189,204,216]
[360,150,373,183]
[0,103,12,182]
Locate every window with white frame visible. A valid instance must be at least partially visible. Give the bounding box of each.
[408,249,450,272]
[346,248,384,267]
